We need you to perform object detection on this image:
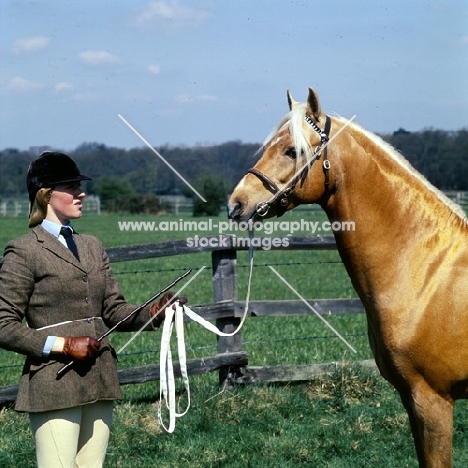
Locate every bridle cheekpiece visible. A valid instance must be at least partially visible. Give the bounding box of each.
[247,115,332,218]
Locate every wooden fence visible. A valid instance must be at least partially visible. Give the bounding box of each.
[2,191,467,218]
[0,234,375,406]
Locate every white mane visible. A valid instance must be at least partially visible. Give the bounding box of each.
[264,107,466,222]
[340,117,468,221]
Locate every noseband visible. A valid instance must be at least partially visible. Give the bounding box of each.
[247,115,332,218]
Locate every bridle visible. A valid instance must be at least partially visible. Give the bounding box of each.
[247,115,332,218]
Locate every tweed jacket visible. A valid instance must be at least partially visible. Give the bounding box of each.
[0,225,156,413]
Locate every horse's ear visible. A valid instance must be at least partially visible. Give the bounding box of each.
[287,90,299,110]
[306,87,322,121]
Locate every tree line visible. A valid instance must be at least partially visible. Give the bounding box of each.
[0,128,466,212]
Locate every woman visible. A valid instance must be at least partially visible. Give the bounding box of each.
[0,151,179,467]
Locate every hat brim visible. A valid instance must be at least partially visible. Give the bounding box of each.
[50,174,93,185]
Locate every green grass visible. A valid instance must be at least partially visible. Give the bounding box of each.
[1,211,467,467]
[1,368,468,467]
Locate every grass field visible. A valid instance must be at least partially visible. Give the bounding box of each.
[1,210,468,467]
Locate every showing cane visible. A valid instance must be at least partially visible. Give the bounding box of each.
[56,268,192,378]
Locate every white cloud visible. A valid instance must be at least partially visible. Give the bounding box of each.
[8,76,44,91]
[148,64,161,75]
[79,50,121,65]
[55,82,74,92]
[133,1,211,29]
[12,36,50,55]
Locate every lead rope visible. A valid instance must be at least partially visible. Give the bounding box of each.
[158,231,255,433]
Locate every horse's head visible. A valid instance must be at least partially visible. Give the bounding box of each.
[227,88,332,222]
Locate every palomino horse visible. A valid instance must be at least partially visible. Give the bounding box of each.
[227,88,468,468]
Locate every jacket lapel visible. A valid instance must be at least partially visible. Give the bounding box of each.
[73,233,91,271]
[33,225,87,273]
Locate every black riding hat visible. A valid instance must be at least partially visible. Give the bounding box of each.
[27,151,92,203]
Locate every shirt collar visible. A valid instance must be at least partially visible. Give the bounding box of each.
[41,219,74,238]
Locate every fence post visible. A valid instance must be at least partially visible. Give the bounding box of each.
[212,249,241,387]
[14,202,21,217]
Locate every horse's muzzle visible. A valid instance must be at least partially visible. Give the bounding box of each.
[226,202,242,220]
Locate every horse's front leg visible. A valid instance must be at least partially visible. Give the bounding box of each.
[399,381,454,468]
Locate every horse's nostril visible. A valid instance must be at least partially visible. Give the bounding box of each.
[227,202,242,219]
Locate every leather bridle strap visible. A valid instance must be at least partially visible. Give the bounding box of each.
[247,115,331,218]
[247,167,282,194]
[322,116,332,185]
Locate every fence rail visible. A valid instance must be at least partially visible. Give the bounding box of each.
[0,235,369,405]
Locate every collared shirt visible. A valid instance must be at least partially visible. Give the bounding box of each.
[41,219,73,248]
[40,219,75,357]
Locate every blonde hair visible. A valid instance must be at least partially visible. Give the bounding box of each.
[28,188,53,228]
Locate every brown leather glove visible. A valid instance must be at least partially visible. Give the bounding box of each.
[62,336,100,361]
[151,292,188,326]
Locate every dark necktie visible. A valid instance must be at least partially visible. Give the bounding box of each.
[60,227,80,261]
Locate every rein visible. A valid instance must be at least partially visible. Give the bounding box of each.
[247,115,331,218]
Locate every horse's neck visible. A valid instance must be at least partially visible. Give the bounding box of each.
[322,126,466,306]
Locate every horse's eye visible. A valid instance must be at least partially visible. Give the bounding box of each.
[285,147,297,159]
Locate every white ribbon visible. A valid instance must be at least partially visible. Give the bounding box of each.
[158,304,190,433]
[158,243,254,433]
[157,299,251,433]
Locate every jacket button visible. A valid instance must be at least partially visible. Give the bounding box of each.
[82,275,88,282]
[85,297,90,303]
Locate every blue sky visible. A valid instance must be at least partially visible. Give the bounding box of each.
[1,0,467,152]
